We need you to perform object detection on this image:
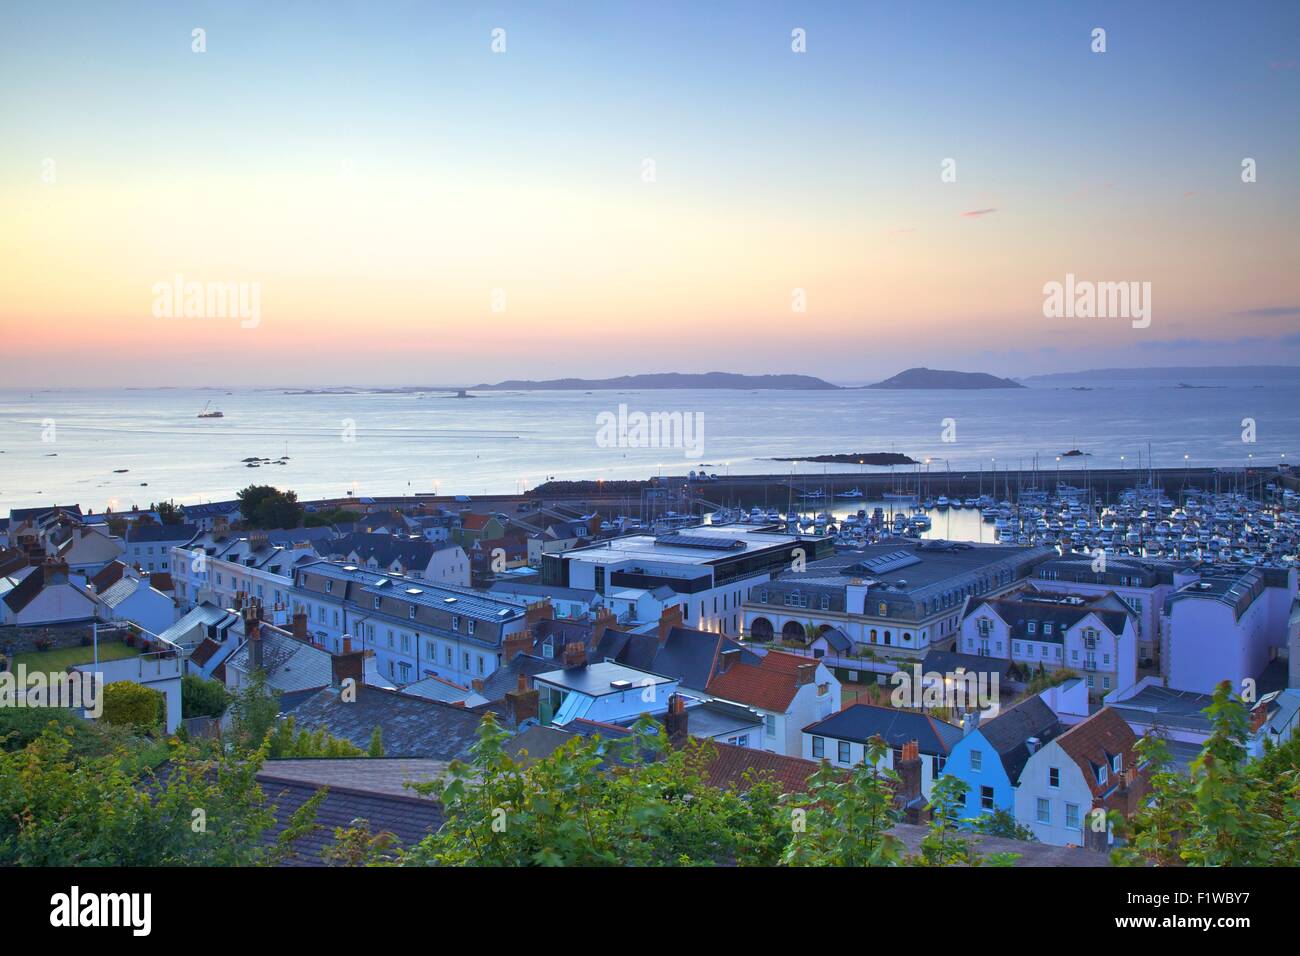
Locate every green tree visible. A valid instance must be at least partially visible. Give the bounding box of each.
[266,716,366,758]
[398,714,774,866]
[181,674,228,719]
[227,671,282,752]
[236,485,303,529]
[782,737,904,866]
[368,726,385,757]
[155,501,184,525]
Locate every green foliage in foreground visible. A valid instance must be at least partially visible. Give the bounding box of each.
[1112,681,1300,867]
[0,724,319,866]
[349,715,1002,867]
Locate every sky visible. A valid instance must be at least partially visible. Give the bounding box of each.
[1,0,1298,387]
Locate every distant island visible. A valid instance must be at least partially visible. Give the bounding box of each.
[468,372,838,390]
[770,452,918,466]
[1022,365,1300,383]
[865,368,1024,390]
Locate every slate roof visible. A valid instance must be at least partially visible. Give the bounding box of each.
[257,762,445,866]
[90,561,127,592]
[2,567,47,614]
[97,575,146,609]
[970,592,1128,643]
[803,704,963,756]
[226,630,332,694]
[615,626,757,693]
[126,523,197,544]
[975,695,1063,783]
[288,685,483,760]
[922,649,1020,685]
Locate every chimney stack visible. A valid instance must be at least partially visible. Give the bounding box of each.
[291,608,308,642]
[562,640,587,669]
[41,558,70,587]
[502,626,535,663]
[247,609,264,673]
[504,673,540,727]
[718,647,741,675]
[896,740,926,824]
[796,663,816,686]
[592,605,616,645]
[657,604,684,646]
[961,710,981,736]
[664,693,690,747]
[330,639,366,688]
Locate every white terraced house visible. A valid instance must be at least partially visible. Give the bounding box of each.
[290,560,534,687]
[961,587,1138,698]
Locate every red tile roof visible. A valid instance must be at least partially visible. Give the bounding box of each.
[460,514,493,531]
[702,742,820,794]
[705,650,815,713]
[1055,707,1146,807]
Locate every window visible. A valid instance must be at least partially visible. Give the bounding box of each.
[764,714,776,738]
[980,786,994,811]
[1112,753,1122,774]
[451,615,460,631]
[478,656,485,675]
[325,580,333,593]
[811,736,824,758]
[467,620,475,636]
[1042,622,1052,635]
[970,749,982,772]
[463,652,470,671]
[1036,798,1050,824]
[1027,621,1036,634]
[373,597,381,609]
[1065,803,1081,829]
[1049,766,1060,788]
[409,606,416,620]
[1098,764,1108,786]
[838,740,850,764]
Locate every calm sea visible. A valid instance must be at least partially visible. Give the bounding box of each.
[0,376,1295,514]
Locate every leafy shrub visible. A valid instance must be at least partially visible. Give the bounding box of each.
[181,673,228,719]
[101,681,165,732]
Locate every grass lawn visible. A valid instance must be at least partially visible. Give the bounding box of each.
[12,640,143,672]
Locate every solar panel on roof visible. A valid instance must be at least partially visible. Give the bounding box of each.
[653,532,746,550]
[860,551,922,574]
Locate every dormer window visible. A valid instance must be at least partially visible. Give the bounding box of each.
[408,606,416,620]
[467,620,475,636]
[1112,753,1122,774]
[373,597,381,609]
[325,580,333,594]
[1098,764,1108,786]
[451,615,460,631]
[1027,621,1037,635]
[1042,622,1052,635]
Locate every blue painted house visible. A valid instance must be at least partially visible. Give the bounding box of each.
[943,695,1063,824]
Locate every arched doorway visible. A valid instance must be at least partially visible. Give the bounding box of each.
[750,617,774,641]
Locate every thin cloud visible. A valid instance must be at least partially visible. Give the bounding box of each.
[1232,306,1300,318]
[960,208,997,218]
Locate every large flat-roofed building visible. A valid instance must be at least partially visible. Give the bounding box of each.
[541,524,832,637]
[744,539,1053,659]
[1162,564,1297,695]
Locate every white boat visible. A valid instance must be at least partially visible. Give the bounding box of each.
[837,488,863,498]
